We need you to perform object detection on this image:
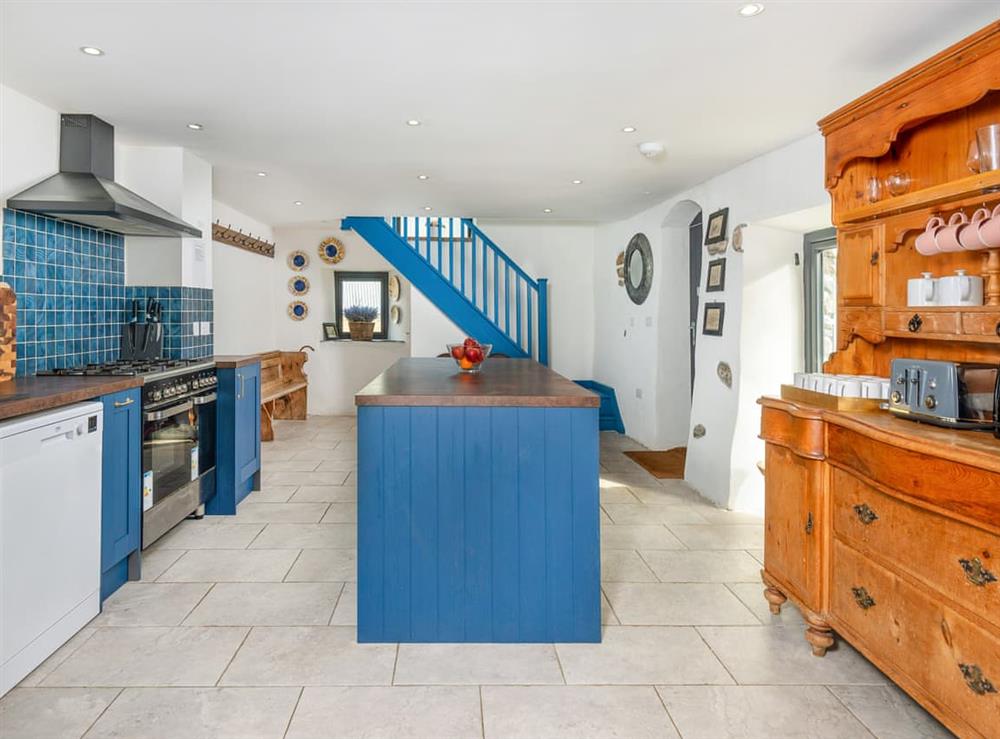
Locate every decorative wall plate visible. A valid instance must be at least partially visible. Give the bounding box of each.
[615,251,626,286]
[390,305,401,324]
[717,361,733,388]
[318,236,346,264]
[288,275,310,296]
[388,274,400,301]
[288,301,308,321]
[287,250,309,271]
[732,223,747,253]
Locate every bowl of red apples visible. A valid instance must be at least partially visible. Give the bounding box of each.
[447,338,492,373]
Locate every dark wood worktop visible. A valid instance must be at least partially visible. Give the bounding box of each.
[214,354,263,368]
[0,375,144,421]
[356,358,599,408]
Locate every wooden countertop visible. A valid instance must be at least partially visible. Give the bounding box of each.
[214,354,262,368]
[0,375,144,421]
[356,358,600,408]
[760,396,1000,475]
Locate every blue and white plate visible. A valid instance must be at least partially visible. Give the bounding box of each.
[288,276,310,296]
[287,250,309,271]
[288,301,308,320]
[318,237,345,264]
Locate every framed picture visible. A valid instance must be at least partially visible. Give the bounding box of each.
[705,208,729,247]
[322,322,340,340]
[706,258,726,292]
[702,302,725,336]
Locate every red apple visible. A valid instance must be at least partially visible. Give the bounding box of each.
[463,337,480,348]
[451,345,466,360]
[465,346,484,364]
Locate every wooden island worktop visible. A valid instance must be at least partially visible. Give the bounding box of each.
[354,357,602,643]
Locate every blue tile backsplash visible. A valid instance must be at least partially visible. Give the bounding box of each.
[1,208,214,373]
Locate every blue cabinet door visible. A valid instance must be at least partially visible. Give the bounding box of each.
[100,388,141,599]
[207,361,262,517]
[236,364,261,480]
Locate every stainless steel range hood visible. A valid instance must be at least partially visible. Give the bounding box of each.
[7,114,202,238]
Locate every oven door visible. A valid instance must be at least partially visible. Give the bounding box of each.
[143,398,198,509]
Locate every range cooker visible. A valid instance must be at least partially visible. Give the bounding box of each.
[40,358,218,548]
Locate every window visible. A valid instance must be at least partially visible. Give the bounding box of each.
[334,271,389,339]
[803,228,838,372]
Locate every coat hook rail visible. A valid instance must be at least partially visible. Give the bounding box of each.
[211,220,276,258]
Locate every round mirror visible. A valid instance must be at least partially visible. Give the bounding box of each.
[624,232,653,304]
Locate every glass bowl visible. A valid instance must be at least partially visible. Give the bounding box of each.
[446,343,493,373]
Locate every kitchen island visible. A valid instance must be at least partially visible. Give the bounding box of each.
[355,358,601,643]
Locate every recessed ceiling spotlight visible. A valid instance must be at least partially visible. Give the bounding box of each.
[294,201,303,206]
[256,171,267,177]
[738,3,765,17]
[543,208,553,214]
[423,206,433,211]
[80,46,104,56]
[638,141,666,158]
[571,179,583,185]
[622,126,637,133]
[643,191,652,195]
[406,119,422,127]
[417,174,429,180]
[186,123,203,131]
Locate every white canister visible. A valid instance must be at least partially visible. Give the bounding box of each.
[793,372,808,389]
[907,272,937,307]
[938,269,984,307]
[835,378,863,398]
[820,375,840,395]
[859,378,883,399]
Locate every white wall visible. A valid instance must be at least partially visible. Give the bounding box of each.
[593,133,828,507]
[409,220,597,379]
[0,85,59,205]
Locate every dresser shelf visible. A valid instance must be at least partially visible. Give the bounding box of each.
[840,169,1000,225]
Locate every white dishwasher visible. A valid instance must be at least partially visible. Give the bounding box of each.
[0,401,103,696]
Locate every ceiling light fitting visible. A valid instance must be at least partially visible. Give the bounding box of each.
[418,174,429,180]
[543,208,553,214]
[256,171,267,177]
[638,142,665,159]
[423,206,433,211]
[294,201,303,206]
[186,123,203,131]
[571,179,582,185]
[80,46,104,56]
[738,3,765,17]
[622,126,637,133]
[406,119,422,127]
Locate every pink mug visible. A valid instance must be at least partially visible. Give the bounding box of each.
[915,216,945,255]
[959,207,992,250]
[934,212,967,252]
[979,203,1000,249]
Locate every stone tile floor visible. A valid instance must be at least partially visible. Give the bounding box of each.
[0,417,952,738]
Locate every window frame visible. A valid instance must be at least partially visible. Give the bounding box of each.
[334,270,390,340]
[802,227,838,372]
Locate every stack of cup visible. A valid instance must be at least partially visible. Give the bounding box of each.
[793,372,889,400]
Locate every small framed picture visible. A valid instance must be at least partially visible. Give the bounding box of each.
[322,322,340,340]
[705,208,729,247]
[706,258,726,292]
[702,302,725,336]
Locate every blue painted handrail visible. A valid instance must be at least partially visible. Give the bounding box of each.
[383,216,548,365]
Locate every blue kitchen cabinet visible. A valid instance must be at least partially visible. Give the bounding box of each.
[207,360,261,515]
[100,388,142,601]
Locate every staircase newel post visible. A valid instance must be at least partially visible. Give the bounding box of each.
[537,278,549,366]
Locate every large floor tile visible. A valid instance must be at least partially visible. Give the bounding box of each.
[688,505,764,525]
[93,583,211,626]
[828,685,951,738]
[601,591,620,625]
[234,502,330,523]
[483,685,678,739]
[394,643,564,685]
[250,523,356,549]
[725,582,805,627]
[288,485,357,503]
[264,470,351,486]
[603,503,710,525]
[85,687,300,739]
[329,582,356,625]
[220,626,395,686]
[246,485,299,503]
[0,687,120,739]
[697,626,890,685]
[601,549,659,582]
[600,487,641,505]
[285,549,357,582]
[667,524,764,550]
[156,522,265,549]
[156,548,299,582]
[627,481,702,506]
[138,547,185,582]
[601,524,685,550]
[319,502,357,523]
[286,686,482,739]
[42,627,249,687]
[15,627,96,688]
[603,582,759,625]
[556,626,733,685]
[262,459,322,472]
[639,550,763,583]
[657,685,872,739]
[183,582,343,626]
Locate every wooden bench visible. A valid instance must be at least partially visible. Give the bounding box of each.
[259,348,310,442]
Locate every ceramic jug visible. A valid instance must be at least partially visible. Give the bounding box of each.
[907,272,937,306]
[938,269,984,307]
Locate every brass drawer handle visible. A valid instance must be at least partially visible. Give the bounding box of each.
[959,664,998,696]
[851,586,876,610]
[959,557,998,588]
[853,503,879,525]
[113,397,134,408]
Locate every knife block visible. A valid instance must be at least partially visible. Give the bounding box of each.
[121,323,163,361]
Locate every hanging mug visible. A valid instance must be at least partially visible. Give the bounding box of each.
[934,212,968,253]
[979,203,1000,249]
[959,207,992,251]
[915,216,946,255]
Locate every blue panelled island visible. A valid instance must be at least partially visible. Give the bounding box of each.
[355,357,601,643]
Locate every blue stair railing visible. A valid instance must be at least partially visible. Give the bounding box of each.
[344,216,549,365]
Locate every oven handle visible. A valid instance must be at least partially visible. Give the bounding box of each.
[144,400,193,422]
[192,392,217,406]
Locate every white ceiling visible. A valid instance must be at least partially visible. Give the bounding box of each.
[2,1,998,225]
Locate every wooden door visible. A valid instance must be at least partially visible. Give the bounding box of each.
[838,223,883,306]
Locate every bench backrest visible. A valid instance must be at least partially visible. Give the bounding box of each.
[259,350,308,397]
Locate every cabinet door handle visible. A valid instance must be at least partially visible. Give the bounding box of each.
[959,557,998,587]
[851,586,876,610]
[959,664,997,696]
[804,512,814,535]
[113,397,134,408]
[853,503,879,525]
[870,251,880,266]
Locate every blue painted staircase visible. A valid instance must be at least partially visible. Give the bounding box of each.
[574,380,626,433]
[342,217,548,364]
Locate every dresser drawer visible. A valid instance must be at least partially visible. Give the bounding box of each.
[884,310,960,335]
[832,468,1000,620]
[831,539,1000,738]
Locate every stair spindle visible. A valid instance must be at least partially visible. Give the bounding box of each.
[437,217,443,273]
[516,274,522,350]
[482,240,488,315]
[448,219,454,282]
[504,264,510,334]
[527,288,534,357]
[471,231,478,305]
